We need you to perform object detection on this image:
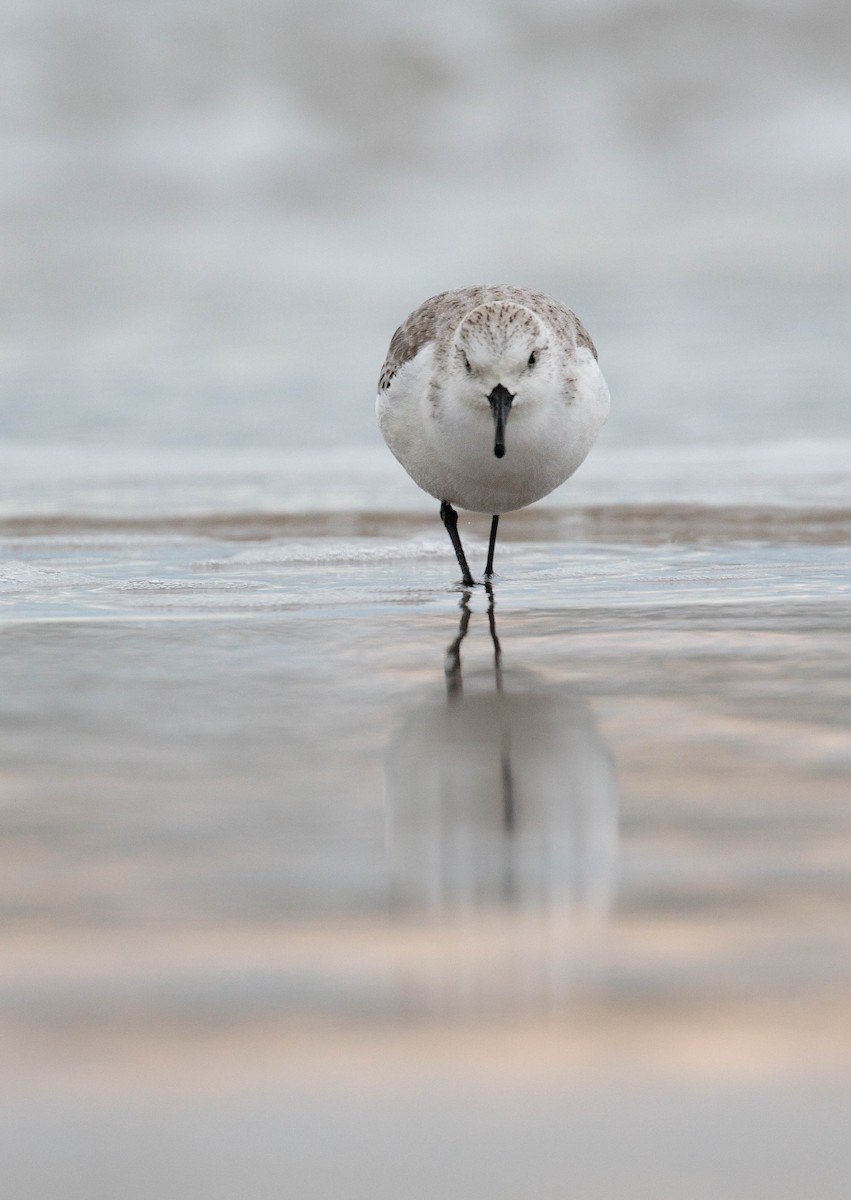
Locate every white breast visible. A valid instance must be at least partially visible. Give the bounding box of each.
[377,345,609,515]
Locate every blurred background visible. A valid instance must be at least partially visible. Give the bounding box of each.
[3,0,850,453]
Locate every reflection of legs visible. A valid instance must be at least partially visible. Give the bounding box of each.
[444,590,472,698]
[445,584,514,836]
[487,582,514,836]
[440,501,475,587]
[484,514,500,578]
[500,741,516,836]
[485,581,503,693]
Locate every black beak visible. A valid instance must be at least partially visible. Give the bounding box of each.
[488,383,514,459]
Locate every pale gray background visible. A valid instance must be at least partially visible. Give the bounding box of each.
[3,0,850,449]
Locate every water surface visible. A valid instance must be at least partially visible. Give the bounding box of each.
[2,501,850,1198]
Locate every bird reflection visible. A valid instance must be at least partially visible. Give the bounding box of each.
[385,586,618,921]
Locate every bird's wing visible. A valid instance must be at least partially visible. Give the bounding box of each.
[377,286,496,394]
[570,313,598,361]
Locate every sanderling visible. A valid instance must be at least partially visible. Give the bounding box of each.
[376,284,610,585]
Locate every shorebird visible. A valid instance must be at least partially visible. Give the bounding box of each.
[376,285,610,585]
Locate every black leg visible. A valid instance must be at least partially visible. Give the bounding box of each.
[440,501,475,587]
[484,514,500,578]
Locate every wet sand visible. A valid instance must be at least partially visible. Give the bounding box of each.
[2,510,851,1198]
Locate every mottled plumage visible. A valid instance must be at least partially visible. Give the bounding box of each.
[376,285,609,586]
[378,284,597,393]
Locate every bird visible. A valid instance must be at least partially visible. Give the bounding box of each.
[376,284,610,586]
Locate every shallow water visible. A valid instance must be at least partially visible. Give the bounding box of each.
[3,503,851,1198]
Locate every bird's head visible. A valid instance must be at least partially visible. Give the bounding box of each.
[451,301,551,458]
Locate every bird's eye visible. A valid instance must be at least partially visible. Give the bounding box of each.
[463,354,472,374]
[528,351,537,368]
